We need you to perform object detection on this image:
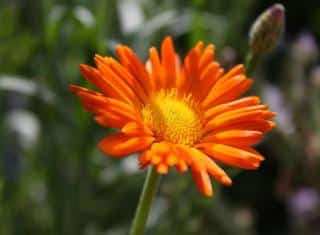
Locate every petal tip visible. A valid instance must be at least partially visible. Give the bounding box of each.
[221,176,233,186]
[163,35,173,43]
[156,164,169,174]
[203,188,214,197]
[68,85,79,93]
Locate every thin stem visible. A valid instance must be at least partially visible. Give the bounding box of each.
[129,167,161,235]
[245,50,260,76]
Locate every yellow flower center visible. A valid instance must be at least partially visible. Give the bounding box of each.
[142,89,202,145]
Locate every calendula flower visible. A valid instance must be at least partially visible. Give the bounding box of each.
[70,37,275,196]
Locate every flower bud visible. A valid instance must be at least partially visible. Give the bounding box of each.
[249,3,285,54]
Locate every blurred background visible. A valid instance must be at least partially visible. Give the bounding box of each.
[1,0,320,234]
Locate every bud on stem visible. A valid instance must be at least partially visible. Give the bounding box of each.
[249,3,285,55]
[246,3,285,74]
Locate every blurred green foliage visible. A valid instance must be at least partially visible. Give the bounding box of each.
[1,0,320,235]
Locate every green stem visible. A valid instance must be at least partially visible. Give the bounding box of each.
[129,167,161,235]
[245,50,260,76]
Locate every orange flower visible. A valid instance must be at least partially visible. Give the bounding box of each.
[70,37,276,196]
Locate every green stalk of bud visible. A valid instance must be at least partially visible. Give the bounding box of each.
[249,3,285,55]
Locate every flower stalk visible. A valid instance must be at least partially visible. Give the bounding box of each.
[129,167,161,235]
[245,50,260,76]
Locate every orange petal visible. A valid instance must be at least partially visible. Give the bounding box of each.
[195,41,204,51]
[121,121,153,136]
[176,159,188,173]
[139,150,152,168]
[203,157,232,186]
[191,169,213,196]
[183,147,232,186]
[166,153,178,166]
[72,89,139,123]
[69,85,104,97]
[79,64,133,104]
[116,45,153,95]
[180,47,201,94]
[201,130,263,146]
[95,97,138,120]
[200,65,245,105]
[238,146,264,159]
[204,110,269,133]
[99,133,155,157]
[94,113,129,129]
[199,44,215,71]
[95,55,148,104]
[156,163,169,174]
[200,143,263,170]
[268,121,276,129]
[138,142,180,172]
[149,47,165,90]
[161,36,178,88]
[202,75,253,108]
[204,96,261,120]
[211,119,276,133]
[150,142,172,153]
[192,62,221,101]
[211,105,268,123]
[151,154,161,165]
[182,147,213,196]
[94,55,142,106]
[215,64,244,84]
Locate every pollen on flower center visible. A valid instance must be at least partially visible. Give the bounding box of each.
[141,89,202,145]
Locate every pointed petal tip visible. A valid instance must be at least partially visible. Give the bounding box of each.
[270,111,277,117]
[68,84,79,93]
[221,176,233,186]
[237,64,245,71]
[202,183,214,197]
[94,54,105,62]
[79,64,95,76]
[269,121,277,128]
[252,162,261,168]
[176,160,188,173]
[195,41,205,51]
[251,96,261,104]
[166,154,178,166]
[156,164,169,174]
[115,44,128,56]
[79,63,90,69]
[149,46,155,52]
[94,53,102,58]
[163,35,173,42]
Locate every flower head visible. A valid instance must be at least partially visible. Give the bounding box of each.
[70,37,276,196]
[249,3,285,54]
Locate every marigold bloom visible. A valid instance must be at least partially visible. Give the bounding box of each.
[70,37,276,196]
